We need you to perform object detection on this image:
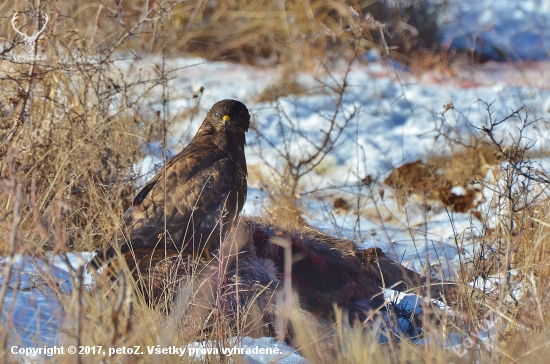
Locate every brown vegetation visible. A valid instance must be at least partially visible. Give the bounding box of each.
[384,158,484,213]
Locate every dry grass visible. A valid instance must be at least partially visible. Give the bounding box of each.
[375,104,550,363]
[1,0,446,70]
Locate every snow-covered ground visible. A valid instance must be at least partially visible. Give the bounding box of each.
[3,0,550,361]
[154,53,549,278]
[443,0,550,61]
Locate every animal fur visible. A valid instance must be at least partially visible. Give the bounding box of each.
[105,216,457,341]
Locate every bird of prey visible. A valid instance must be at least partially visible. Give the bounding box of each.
[90,99,250,270]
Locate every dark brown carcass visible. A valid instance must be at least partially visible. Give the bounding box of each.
[100,217,455,340]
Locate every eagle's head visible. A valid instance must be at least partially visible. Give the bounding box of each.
[204,99,250,134]
[195,99,250,159]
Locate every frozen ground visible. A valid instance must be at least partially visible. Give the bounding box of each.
[152,54,549,278]
[3,0,550,361]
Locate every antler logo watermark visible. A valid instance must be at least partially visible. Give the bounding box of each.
[11,11,48,61]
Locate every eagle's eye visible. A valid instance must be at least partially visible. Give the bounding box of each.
[215,112,220,118]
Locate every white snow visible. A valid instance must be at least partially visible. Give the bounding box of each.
[443,0,550,61]
[0,253,90,349]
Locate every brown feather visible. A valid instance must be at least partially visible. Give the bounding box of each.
[90,100,250,269]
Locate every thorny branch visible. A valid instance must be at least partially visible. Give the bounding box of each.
[473,101,550,186]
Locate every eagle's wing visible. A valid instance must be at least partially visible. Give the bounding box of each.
[132,136,218,205]
[92,135,237,268]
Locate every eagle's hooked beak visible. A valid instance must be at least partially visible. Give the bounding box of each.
[221,114,231,127]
